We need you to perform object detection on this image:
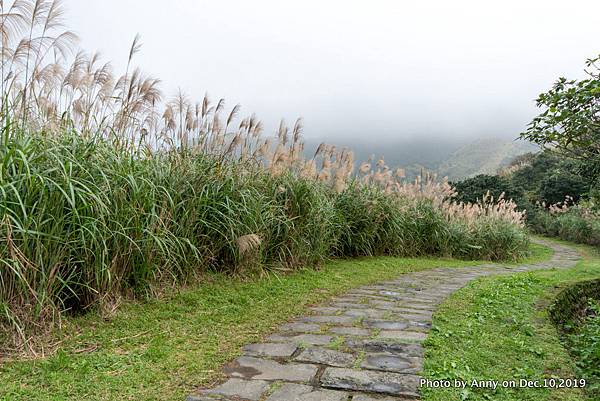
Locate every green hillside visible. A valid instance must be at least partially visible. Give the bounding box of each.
[437,138,538,180]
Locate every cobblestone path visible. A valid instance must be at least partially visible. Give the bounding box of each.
[187,240,580,401]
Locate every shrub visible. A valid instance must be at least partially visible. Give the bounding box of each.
[452,174,527,210]
[530,204,600,247]
[539,172,588,205]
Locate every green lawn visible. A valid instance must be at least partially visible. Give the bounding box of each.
[0,243,551,401]
[423,240,600,401]
[0,255,482,401]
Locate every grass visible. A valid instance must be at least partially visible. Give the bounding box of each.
[0,130,532,350]
[0,256,456,400]
[566,300,600,398]
[0,0,531,347]
[0,245,552,401]
[422,240,600,401]
[512,241,553,265]
[530,206,600,248]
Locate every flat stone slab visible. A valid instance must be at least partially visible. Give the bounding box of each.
[392,308,433,316]
[399,314,432,322]
[392,297,438,304]
[331,302,369,309]
[364,320,409,330]
[320,367,421,398]
[361,353,421,374]
[369,300,399,308]
[186,395,228,401]
[345,293,389,300]
[332,297,366,303]
[199,378,269,401]
[310,306,343,314]
[379,290,403,297]
[300,315,356,325]
[242,342,297,358]
[224,356,317,382]
[294,347,355,367]
[345,339,424,357]
[408,321,431,329]
[267,333,333,345]
[279,322,321,333]
[394,303,434,311]
[328,326,371,336]
[377,330,428,341]
[344,309,387,319]
[265,383,347,401]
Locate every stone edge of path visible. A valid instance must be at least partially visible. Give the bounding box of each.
[186,239,581,401]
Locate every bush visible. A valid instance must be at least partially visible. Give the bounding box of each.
[452,174,527,210]
[530,205,600,247]
[538,172,588,205]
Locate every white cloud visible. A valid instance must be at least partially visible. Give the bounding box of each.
[64,0,600,140]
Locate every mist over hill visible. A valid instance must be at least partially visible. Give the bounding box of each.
[437,138,539,180]
[303,136,538,181]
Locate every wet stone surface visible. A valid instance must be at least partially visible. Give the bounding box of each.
[294,347,356,367]
[361,353,422,374]
[223,356,318,382]
[266,383,347,401]
[320,367,421,398]
[187,239,580,401]
[197,378,270,401]
[345,339,425,358]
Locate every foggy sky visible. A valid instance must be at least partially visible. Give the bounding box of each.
[64,0,600,142]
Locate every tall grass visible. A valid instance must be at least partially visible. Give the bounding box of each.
[0,126,530,352]
[0,0,530,352]
[530,204,600,247]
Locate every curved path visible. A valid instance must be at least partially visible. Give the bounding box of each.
[187,240,580,401]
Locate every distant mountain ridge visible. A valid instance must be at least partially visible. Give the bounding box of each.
[302,136,538,182]
[437,138,538,181]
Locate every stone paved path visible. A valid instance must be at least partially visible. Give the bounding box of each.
[187,240,580,401]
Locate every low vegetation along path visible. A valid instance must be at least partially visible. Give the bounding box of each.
[186,240,580,401]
